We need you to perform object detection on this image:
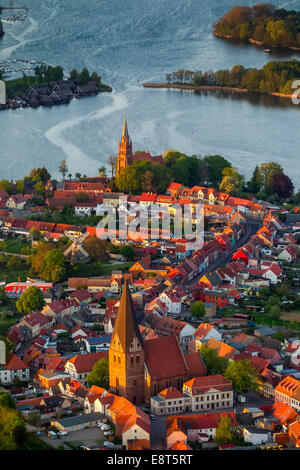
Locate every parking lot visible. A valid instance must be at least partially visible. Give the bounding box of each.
[40,426,121,450]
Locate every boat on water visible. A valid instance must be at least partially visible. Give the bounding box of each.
[264,48,272,53]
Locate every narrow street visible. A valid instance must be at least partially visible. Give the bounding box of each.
[188,219,261,286]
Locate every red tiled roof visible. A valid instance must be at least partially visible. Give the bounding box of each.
[66,351,108,373]
[143,336,188,380]
[184,374,232,394]
[158,387,184,400]
[5,353,29,370]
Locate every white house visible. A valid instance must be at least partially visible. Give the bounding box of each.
[0,341,30,384]
[159,290,182,315]
[242,427,270,445]
[193,323,222,343]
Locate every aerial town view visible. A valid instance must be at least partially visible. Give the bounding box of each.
[0,0,300,461]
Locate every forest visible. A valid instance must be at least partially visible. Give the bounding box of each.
[213,3,300,49]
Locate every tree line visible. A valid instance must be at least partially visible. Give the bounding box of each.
[214,3,300,49]
[166,59,300,95]
[113,150,297,201]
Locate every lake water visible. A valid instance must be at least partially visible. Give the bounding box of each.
[0,0,300,188]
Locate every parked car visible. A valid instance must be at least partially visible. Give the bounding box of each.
[97,423,111,431]
[149,414,156,420]
[104,441,115,448]
[57,430,68,436]
[104,430,113,436]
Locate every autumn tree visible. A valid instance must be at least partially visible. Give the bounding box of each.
[83,236,108,261]
[219,167,244,195]
[215,416,238,445]
[59,160,68,180]
[273,172,294,198]
[257,162,283,195]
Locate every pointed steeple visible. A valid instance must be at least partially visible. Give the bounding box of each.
[111,279,142,351]
[121,115,129,140]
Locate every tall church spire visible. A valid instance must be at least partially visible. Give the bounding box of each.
[111,280,142,351]
[116,117,133,177]
[122,115,129,140]
[109,279,145,404]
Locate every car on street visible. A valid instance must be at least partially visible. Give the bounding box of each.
[150,414,156,420]
[104,441,115,448]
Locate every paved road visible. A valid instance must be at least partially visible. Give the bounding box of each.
[0,251,29,258]
[188,219,261,287]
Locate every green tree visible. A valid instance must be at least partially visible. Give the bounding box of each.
[29,227,43,241]
[86,357,109,388]
[203,155,231,186]
[41,249,67,282]
[27,411,40,426]
[200,346,228,375]
[224,359,258,394]
[120,245,135,261]
[258,162,283,195]
[69,68,79,81]
[34,181,45,196]
[16,286,45,314]
[12,424,27,446]
[190,300,206,319]
[0,392,16,409]
[215,416,238,445]
[79,67,90,84]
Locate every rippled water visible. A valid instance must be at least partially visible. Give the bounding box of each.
[0,0,300,187]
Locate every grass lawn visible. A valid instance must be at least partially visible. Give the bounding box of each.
[0,316,16,335]
[100,261,134,275]
[0,238,32,255]
[19,433,54,450]
[70,261,133,278]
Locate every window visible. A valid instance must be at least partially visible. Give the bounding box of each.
[118,356,121,364]
[136,355,140,364]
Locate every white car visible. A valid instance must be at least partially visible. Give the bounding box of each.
[97,423,111,430]
[104,441,115,448]
[57,430,68,436]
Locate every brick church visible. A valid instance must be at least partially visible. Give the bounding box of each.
[116,117,165,177]
[109,280,207,404]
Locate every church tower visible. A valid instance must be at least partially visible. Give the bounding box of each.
[109,280,145,404]
[116,116,132,177]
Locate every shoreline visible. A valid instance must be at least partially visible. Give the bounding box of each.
[142,82,297,101]
[213,32,300,52]
[0,80,113,112]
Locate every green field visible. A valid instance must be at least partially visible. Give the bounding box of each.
[0,316,16,335]
[0,238,32,255]
[70,261,133,278]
